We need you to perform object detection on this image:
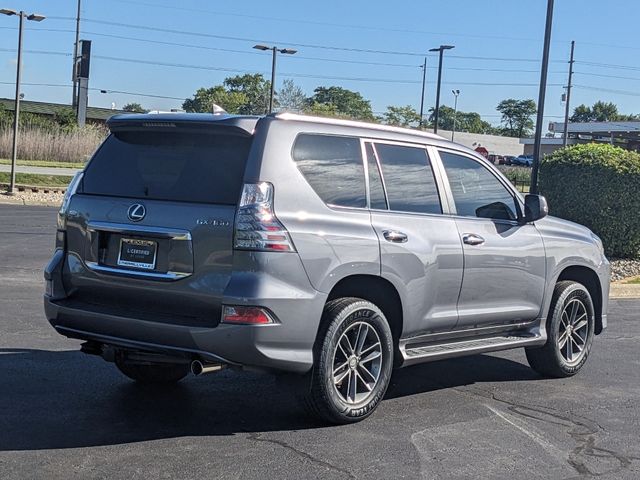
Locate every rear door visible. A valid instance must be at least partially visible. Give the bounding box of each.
[62,123,252,326]
[435,148,546,328]
[366,141,463,335]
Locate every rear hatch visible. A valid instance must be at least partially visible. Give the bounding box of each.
[60,116,256,327]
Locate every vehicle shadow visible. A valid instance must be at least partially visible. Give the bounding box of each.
[0,347,540,451]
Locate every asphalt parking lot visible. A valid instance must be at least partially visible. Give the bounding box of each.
[0,204,639,479]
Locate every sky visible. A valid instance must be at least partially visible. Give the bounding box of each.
[1,0,640,129]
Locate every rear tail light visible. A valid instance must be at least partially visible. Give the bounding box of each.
[234,182,295,252]
[57,171,83,229]
[222,306,275,325]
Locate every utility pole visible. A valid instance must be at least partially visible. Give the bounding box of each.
[531,0,554,195]
[419,57,427,128]
[72,0,81,109]
[77,40,91,127]
[562,40,575,147]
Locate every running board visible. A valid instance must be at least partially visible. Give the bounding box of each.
[401,333,545,366]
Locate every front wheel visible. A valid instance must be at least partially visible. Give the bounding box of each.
[526,281,595,378]
[305,298,394,424]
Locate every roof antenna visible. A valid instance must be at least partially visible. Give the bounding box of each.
[212,103,227,115]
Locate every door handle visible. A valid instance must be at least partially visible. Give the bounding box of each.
[383,230,408,243]
[462,233,485,246]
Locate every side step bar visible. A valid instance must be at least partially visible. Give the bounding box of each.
[401,333,546,366]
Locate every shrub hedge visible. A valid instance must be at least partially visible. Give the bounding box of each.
[539,143,640,258]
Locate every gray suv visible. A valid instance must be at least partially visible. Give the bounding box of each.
[45,112,610,424]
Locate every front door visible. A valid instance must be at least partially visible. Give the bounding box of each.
[436,149,546,329]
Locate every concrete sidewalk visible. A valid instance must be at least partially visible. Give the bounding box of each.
[0,164,80,176]
[610,282,640,299]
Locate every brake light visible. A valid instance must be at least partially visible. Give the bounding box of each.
[57,171,83,229]
[234,182,295,252]
[222,306,275,325]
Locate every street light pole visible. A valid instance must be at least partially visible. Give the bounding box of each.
[1,9,46,195]
[531,0,554,195]
[253,44,297,114]
[429,45,455,134]
[451,89,460,141]
[419,57,427,128]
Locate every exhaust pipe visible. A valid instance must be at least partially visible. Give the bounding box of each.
[191,360,224,376]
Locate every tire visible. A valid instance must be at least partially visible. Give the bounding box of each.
[115,354,189,384]
[306,297,394,424]
[526,281,595,378]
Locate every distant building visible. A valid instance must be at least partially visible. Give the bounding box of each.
[0,98,129,125]
[520,121,640,156]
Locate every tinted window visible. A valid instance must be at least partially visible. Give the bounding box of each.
[439,151,518,221]
[292,134,366,208]
[365,143,387,210]
[82,130,251,204]
[374,143,441,214]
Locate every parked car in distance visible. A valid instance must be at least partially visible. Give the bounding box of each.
[45,112,610,424]
[513,155,534,167]
[503,155,517,166]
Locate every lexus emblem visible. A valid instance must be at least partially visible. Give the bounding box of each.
[127,203,146,222]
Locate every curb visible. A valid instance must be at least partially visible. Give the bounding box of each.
[610,282,640,299]
[0,197,61,207]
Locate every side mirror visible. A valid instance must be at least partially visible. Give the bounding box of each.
[524,194,548,222]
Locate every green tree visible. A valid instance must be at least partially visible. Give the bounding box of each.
[122,102,148,113]
[382,105,421,127]
[304,101,340,118]
[277,79,307,112]
[223,73,271,115]
[570,101,637,122]
[496,99,537,137]
[182,85,247,114]
[307,86,375,121]
[428,105,496,134]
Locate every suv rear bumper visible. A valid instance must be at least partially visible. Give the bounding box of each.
[45,250,328,374]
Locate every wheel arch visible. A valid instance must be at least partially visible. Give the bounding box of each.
[556,265,604,334]
[323,275,404,357]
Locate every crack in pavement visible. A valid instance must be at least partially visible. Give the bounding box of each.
[246,432,357,479]
[451,385,639,477]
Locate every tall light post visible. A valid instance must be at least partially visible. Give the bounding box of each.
[531,0,554,195]
[72,0,81,109]
[418,57,427,128]
[1,9,46,195]
[451,89,460,141]
[429,45,455,134]
[253,44,297,114]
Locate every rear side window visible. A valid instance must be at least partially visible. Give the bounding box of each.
[292,134,366,208]
[374,143,442,214]
[82,130,251,204]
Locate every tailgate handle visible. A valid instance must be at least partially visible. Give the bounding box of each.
[383,230,408,243]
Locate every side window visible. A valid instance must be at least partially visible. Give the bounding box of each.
[365,143,387,210]
[374,143,442,214]
[439,151,518,221]
[292,134,365,208]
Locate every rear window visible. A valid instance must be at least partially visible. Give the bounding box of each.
[82,129,252,204]
[292,134,366,208]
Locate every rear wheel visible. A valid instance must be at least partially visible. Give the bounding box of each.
[306,298,393,424]
[526,281,595,378]
[115,354,189,384]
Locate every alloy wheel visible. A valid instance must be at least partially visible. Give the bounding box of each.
[558,297,589,366]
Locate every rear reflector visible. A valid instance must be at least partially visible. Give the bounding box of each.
[222,306,275,325]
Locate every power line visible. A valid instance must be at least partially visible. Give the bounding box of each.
[574,71,640,82]
[575,61,640,72]
[573,84,640,98]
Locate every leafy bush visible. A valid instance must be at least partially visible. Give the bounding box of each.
[539,143,640,258]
